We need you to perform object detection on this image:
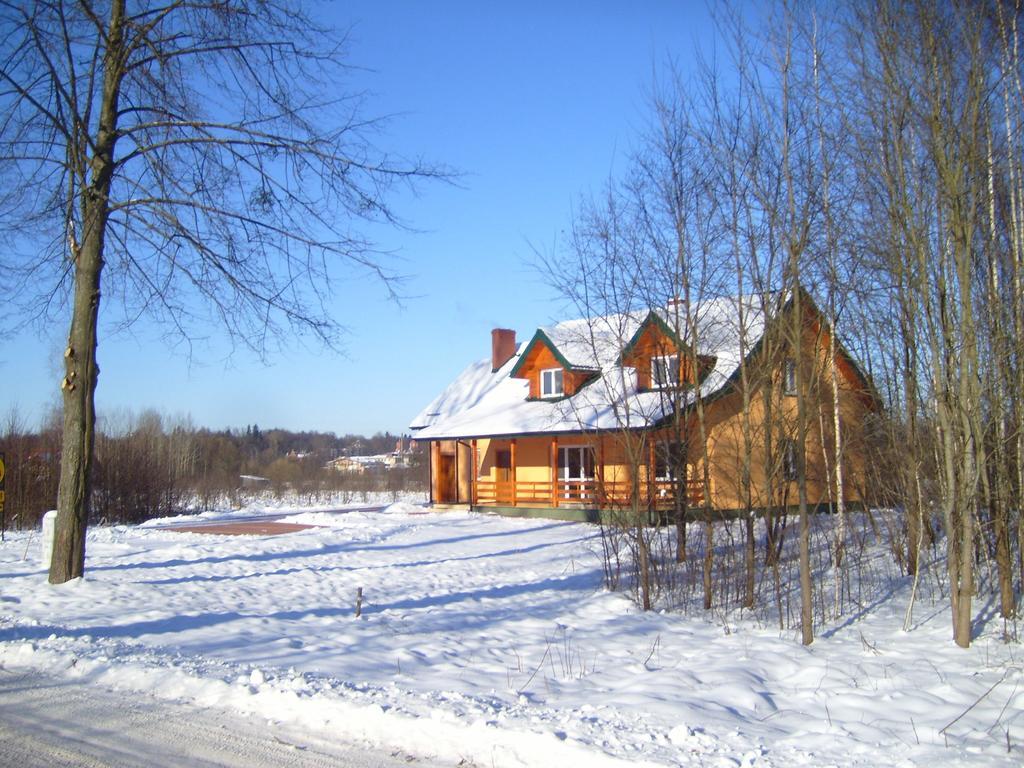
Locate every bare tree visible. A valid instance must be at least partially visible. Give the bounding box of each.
[541,0,1021,645]
[987,0,1023,624]
[546,196,661,610]
[0,0,443,583]
[845,0,1024,644]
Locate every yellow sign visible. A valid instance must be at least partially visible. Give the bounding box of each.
[0,452,5,486]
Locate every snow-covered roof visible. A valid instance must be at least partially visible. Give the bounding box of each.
[410,294,773,440]
[536,311,645,371]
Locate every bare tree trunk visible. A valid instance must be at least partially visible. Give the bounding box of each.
[829,326,845,554]
[985,127,1016,621]
[744,514,756,609]
[776,16,814,645]
[676,459,688,563]
[693,374,714,611]
[903,326,925,577]
[633,457,653,611]
[737,305,757,608]
[51,214,106,582]
[793,291,814,646]
[994,0,1024,623]
[50,0,124,584]
[903,468,926,631]
[702,516,714,610]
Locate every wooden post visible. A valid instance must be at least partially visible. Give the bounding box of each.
[649,440,656,508]
[551,436,559,507]
[471,439,478,506]
[430,441,439,504]
[598,436,606,508]
[624,445,631,509]
[510,439,517,507]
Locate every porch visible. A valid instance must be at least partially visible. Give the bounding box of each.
[428,436,706,514]
[474,477,705,511]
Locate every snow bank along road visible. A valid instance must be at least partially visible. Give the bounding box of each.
[0,667,430,768]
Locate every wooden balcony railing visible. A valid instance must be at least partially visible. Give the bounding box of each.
[474,478,704,510]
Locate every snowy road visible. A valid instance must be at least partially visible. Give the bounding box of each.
[0,667,432,768]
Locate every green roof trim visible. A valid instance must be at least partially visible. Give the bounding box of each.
[618,310,686,364]
[508,328,599,378]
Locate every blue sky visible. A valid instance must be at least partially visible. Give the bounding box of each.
[1,1,720,436]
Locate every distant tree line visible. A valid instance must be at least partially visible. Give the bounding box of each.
[0,406,425,531]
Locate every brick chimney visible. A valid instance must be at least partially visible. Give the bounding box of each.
[491,328,517,371]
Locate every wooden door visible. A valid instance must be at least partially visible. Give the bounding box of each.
[438,454,456,503]
[560,446,595,502]
[495,449,512,504]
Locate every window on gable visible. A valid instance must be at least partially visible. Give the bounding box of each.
[783,358,798,396]
[651,354,679,389]
[540,368,564,398]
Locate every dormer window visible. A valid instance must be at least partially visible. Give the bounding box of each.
[540,368,564,398]
[651,355,679,389]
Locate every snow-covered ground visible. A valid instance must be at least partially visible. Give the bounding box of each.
[0,503,1020,767]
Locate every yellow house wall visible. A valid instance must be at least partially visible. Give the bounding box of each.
[474,437,491,480]
[518,439,553,482]
[476,437,554,483]
[697,315,875,511]
[473,435,637,491]
[457,440,473,501]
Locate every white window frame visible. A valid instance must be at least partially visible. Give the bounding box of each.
[783,358,798,396]
[651,354,679,389]
[540,367,564,398]
[559,445,595,500]
[559,446,595,482]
